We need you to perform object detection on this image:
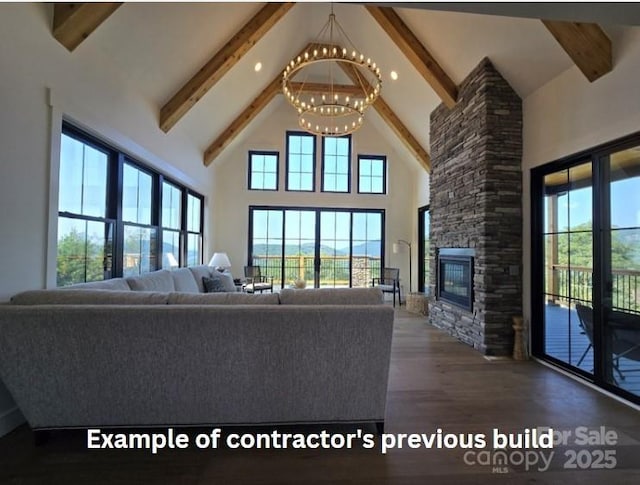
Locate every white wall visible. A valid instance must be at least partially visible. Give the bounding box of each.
[212,100,422,295]
[0,4,215,436]
[521,27,640,337]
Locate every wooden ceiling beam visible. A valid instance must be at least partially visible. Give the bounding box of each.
[542,20,612,82]
[161,2,294,133]
[203,78,281,166]
[203,43,314,167]
[53,3,122,52]
[366,6,457,108]
[340,63,431,172]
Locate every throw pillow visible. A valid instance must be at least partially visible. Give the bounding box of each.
[202,272,236,293]
[203,276,227,293]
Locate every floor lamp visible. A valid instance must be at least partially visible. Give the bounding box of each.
[393,239,412,295]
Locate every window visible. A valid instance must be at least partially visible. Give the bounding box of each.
[57,131,113,286]
[358,155,386,194]
[322,136,351,192]
[286,131,315,191]
[122,162,156,277]
[186,193,203,267]
[56,123,205,285]
[161,181,182,268]
[248,151,278,190]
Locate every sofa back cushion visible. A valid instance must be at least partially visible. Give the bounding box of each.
[126,269,175,292]
[11,290,169,305]
[279,287,384,305]
[171,268,199,293]
[63,278,131,291]
[188,265,213,293]
[167,292,279,305]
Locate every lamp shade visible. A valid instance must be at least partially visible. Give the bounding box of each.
[208,252,231,269]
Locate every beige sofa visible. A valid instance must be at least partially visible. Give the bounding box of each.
[0,268,394,432]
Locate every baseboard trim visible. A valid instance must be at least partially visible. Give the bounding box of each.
[0,405,25,437]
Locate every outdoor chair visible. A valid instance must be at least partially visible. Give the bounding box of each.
[243,265,273,293]
[373,268,401,307]
[576,303,640,382]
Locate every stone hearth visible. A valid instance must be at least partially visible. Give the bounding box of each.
[428,58,522,356]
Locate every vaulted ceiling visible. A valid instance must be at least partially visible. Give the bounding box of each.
[50,2,639,172]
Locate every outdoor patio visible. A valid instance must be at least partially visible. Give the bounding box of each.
[545,304,640,396]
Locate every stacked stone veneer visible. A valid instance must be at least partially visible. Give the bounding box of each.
[428,58,522,355]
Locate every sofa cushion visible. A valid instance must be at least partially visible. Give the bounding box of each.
[126,270,175,292]
[171,268,199,293]
[188,265,213,293]
[10,290,169,305]
[203,272,236,293]
[64,278,131,291]
[167,292,280,305]
[279,287,384,305]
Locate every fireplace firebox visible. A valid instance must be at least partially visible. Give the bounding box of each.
[437,248,474,311]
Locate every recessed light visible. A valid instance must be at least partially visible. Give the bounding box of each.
[254,62,262,72]
[390,71,398,81]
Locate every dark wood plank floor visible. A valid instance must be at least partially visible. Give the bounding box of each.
[0,309,639,484]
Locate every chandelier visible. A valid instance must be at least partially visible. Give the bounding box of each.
[282,5,382,137]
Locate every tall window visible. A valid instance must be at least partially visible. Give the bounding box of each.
[418,206,430,293]
[57,132,113,286]
[122,162,156,277]
[286,131,315,191]
[161,181,182,268]
[186,193,203,267]
[322,136,351,192]
[56,123,205,285]
[248,151,278,191]
[358,155,386,194]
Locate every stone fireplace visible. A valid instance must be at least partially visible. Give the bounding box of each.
[428,58,523,356]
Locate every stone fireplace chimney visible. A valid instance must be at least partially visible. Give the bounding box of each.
[428,58,522,356]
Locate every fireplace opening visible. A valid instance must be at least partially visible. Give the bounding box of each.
[437,248,474,311]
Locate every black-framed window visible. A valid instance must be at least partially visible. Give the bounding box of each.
[358,155,386,194]
[161,180,182,269]
[322,135,351,193]
[57,122,205,285]
[286,131,315,192]
[186,192,204,267]
[418,205,430,293]
[248,151,279,191]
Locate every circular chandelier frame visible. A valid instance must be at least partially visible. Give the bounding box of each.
[281,8,382,137]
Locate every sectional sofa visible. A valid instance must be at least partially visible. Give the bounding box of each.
[0,266,394,433]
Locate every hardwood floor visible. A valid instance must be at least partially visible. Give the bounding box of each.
[1,308,639,484]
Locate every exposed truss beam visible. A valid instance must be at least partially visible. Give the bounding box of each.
[366,6,457,108]
[542,20,612,82]
[161,2,294,133]
[340,63,431,172]
[53,3,122,52]
[203,43,314,167]
[203,78,281,167]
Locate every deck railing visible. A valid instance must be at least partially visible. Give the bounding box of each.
[251,255,381,288]
[550,264,640,313]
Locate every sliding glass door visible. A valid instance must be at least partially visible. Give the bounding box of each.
[532,135,640,403]
[249,207,384,290]
[603,146,640,394]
